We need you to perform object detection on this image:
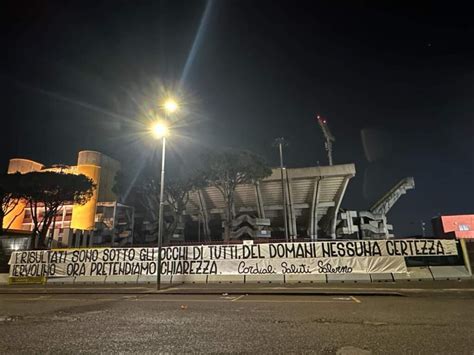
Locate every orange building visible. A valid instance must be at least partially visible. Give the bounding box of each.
[2,151,133,247]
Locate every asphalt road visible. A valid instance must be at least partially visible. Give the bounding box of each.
[0,293,473,354]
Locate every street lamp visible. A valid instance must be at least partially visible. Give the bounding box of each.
[152,96,179,290]
[151,122,169,139]
[163,98,179,114]
[273,138,289,242]
[150,120,170,290]
[163,99,178,114]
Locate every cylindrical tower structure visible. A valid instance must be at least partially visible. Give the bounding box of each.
[70,152,102,230]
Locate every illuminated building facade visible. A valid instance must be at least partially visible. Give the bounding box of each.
[2,151,134,247]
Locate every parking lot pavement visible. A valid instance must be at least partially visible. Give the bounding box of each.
[1,293,473,354]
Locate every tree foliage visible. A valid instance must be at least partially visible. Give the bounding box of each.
[0,173,23,235]
[201,149,272,241]
[164,172,207,237]
[19,172,95,248]
[114,168,206,239]
[150,173,204,238]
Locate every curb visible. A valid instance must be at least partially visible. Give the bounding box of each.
[0,289,405,296]
[3,285,474,296]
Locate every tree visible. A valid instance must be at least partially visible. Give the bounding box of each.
[19,172,95,248]
[112,171,126,203]
[142,173,206,240]
[114,168,205,241]
[0,173,23,235]
[201,149,272,241]
[164,172,206,239]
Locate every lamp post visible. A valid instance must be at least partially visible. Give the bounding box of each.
[152,98,178,291]
[273,138,289,242]
[151,121,169,290]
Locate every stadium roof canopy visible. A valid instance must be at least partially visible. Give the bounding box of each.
[185,164,356,239]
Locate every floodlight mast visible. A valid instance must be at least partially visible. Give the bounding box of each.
[316,115,335,166]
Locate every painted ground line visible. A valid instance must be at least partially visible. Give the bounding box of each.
[123,298,354,304]
[231,295,246,302]
[0,297,355,304]
[1,287,152,291]
[225,300,354,304]
[350,296,362,303]
[0,298,118,302]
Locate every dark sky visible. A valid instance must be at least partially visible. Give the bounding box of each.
[1,0,473,236]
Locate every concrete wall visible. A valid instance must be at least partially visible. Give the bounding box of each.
[52,266,471,285]
[2,267,471,286]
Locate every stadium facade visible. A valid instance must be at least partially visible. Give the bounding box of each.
[3,151,417,245]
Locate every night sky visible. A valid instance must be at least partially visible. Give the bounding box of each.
[2,0,473,236]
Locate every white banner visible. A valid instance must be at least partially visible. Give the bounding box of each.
[8,239,457,278]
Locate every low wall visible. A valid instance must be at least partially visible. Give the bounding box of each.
[1,266,471,286]
[4,239,470,285]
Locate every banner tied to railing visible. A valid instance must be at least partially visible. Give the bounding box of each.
[9,239,457,278]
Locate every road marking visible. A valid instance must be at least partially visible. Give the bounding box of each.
[350,296,361,303]
[157,287,180,293]
[130,298,354,304]
[123,299,240,303]
[2,287,151,290]
[0,297,118,302]
[0,297,355,304]
[37,295,52,299]
[231,295,246,302]
[235,300,353,303]
[134,298,351,304]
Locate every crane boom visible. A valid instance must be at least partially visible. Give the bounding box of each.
[370,177,415,215]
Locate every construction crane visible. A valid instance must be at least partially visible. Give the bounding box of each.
[316,115,335,166]
[369,177,416,216]
[338,177,416,239]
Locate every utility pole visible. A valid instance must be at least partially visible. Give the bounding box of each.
[273,138,289,242]
[316,115,335,166]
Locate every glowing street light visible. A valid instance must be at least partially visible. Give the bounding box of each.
[163,98,179,114]
[151,121,169,139]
